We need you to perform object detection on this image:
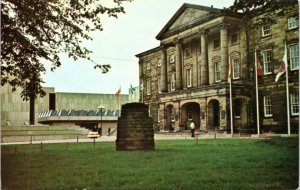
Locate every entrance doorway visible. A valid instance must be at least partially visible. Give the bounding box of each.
[208,99,220,130]
[181,102,200,130]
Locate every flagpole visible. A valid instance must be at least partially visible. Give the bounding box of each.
[284,44,291,135]
[255,51,260,135]
[228,57,233,136]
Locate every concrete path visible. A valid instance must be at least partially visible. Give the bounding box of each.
[0,133,267,145]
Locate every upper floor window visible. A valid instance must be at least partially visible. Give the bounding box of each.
[184,47,191,58]
[170,73,175,91]
[169,54,175,63]
[157,58,161,67]
[262,50,272,74]
[213,39,220,49]
[215,62,221,82]
[157,76,161,93]
[290,93,299,115]
[186,68,192,88]
[231,33,238,44]
[289,43,299,70]
[262,25,271,37]
[288,16,298,29]
[232,58,240,79]
[264,96,272,117]
[146,79,151,95]
[146,61,151,70]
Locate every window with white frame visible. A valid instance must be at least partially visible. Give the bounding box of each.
[157,76,161,93]
[157,58,161,67]
[232,58,240,79]
[264,96,272,117]
[171,107,175,121]
[288,16,298,29]
[262,50,272,74]
[169,54,175,63]
[186,68,192,87]
[146,79,151,95]
[290,93,299,115]
[170,73,175,91]
[146,61,151,70]
[184,47,191,58]
[215,62,221,82]
[262,25,271,36]
[289,43,299,70]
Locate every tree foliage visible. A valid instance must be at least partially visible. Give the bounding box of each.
[228,0,298,26]
[1,0,131,100]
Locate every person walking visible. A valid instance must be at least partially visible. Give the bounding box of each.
[190,120,195,137]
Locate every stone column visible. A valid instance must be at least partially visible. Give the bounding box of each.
[175,40,183,90]
[200,30,208,85]
[160,46,167,92]
[220,24,229,81]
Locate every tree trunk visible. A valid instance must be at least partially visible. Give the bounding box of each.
[29,94,35,125]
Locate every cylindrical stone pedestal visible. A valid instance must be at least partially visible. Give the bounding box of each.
[116,103,155,151]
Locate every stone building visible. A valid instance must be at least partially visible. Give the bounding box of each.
[136,3,299,133]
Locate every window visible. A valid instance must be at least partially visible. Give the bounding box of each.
[214,39,220,49]
[288,16,298,29]
[157,58,161,67]
[215,62,221,82]
[184,47,191,58]
[232,58,240,79]
[146,79,151,95]
[157,76,161,93]
[264,96,272,117]
[146,61,151,70]
[186,68,192,87]
[231,33,238,44]
[169,54,175,63]
[234,99,241,118]
[170,73,175,91]
[289,44,299,70]
[262,25,271,36]
[262,50,272,74]
[291,93,299,115]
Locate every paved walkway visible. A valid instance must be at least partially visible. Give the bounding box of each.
[0,133,271,145]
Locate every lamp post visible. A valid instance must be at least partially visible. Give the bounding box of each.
[98,105,105,136]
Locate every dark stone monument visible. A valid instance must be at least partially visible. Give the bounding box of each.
[116,103,155,151]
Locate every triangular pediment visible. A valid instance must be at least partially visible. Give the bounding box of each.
[156,3,221,40]
[169,8,210,30]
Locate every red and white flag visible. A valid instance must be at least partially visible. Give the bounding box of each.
[275,45,288,82]
[115,87,121,96]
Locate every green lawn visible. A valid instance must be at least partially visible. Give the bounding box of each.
[1,137,299,190]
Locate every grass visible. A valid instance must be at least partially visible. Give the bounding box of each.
[1,137,299,190]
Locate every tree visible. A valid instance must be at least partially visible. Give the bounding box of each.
[1,0,132,101]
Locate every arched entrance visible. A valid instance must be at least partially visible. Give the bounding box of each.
[208,99,220,130]
[181,102,200,130]
[165,104,175,131]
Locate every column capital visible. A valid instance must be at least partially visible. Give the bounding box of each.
[173,37,183,45]
[198,29,208,35]
[220,23,230,29]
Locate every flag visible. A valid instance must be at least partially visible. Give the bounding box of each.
[129,85,135,94]
[256,51,264,76]
[275,44,288,82]
[115,87,121,96]
[228,59,232,82]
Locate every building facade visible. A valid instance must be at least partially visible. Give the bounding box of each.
[136,3,299,133]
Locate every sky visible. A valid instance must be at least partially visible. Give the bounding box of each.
[42,0,235,95]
